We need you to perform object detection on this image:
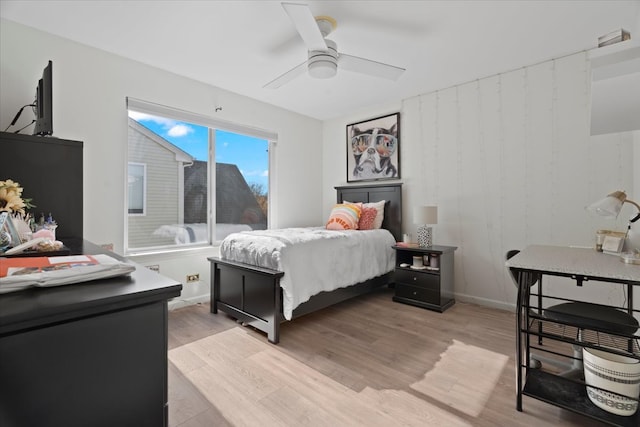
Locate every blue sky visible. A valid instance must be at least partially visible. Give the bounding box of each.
[129,111,268,191]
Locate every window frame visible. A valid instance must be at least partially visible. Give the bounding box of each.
[125,97,277,255]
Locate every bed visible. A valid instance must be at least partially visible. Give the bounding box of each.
[208,183,402,343]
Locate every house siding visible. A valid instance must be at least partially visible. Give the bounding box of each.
[128,123,181,248]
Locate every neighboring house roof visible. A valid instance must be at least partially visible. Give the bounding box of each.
[184,160,267,227]
[184,160,207,224]
[216,162,266,226]
[128,118,193,163]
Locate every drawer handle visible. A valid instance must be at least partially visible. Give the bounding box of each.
[413,277,417,281]
[413,291,417,296]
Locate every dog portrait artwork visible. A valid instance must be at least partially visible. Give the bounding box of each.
[347,113,400,182]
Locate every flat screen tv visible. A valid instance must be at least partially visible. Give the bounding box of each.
[33,60,53,136]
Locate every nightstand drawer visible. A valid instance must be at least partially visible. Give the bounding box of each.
[394,269,439,289]
[395,283,439,305]
[392,245,456,312]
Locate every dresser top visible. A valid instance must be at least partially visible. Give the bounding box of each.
[0,239,182,335]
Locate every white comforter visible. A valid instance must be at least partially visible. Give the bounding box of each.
[219,227,396,320]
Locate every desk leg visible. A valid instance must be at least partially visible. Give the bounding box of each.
[515,270,525,412]
[628,285,634,353]
[537,277,543,345]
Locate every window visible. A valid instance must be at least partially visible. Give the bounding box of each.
[127,163,146,215]
[125,98,274,254]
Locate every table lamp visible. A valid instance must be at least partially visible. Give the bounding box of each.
[586,190,640,222]
[586,190,640,252]
[414,206,437,247]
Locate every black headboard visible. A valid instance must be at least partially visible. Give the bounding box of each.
[335,183,402,242]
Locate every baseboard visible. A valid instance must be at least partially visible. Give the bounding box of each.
[168,294,210,311]
[454,292,515,313]
[167,290,516,313]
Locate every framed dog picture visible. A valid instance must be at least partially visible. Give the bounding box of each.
[347,112,400,182]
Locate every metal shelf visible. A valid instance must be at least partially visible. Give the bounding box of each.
[523,316,640,360]
[524,370,640,427]
[519,303,640,426]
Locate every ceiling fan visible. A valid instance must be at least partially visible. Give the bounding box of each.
[264,2,406,89]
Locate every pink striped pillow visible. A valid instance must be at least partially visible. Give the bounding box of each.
[326,203,362,230]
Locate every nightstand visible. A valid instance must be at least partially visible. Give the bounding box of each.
[392,244,457,312]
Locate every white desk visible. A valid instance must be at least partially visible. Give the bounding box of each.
[506,245,640,284]
[507,245,640,426]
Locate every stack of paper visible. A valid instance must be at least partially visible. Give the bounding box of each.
[0,254,136,294]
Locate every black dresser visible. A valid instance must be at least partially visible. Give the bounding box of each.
[0,240,182,427]
[0,131,83,240]
[1,131,182,425]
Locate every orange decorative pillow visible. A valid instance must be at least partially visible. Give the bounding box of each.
[326,203,362,230]
[358,207,378,230]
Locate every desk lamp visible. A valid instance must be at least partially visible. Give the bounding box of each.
[586,190,640,221]
[414,206,437,247]
[587,190,640,250]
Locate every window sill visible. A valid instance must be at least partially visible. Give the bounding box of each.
[126,244,220,261]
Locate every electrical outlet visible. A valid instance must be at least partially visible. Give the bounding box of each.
[100,243,114,252]
[186,273,200,283]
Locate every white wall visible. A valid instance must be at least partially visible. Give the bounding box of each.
[0,19,323,307]
[323,52,638,312]
[2,19,638,314]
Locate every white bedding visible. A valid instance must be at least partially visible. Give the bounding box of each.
[219,227,396,320]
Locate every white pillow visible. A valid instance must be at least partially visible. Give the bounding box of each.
[344,200,385,229]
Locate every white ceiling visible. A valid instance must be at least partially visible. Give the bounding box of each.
[1,1,639,120]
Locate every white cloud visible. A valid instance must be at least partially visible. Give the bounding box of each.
[168,124,193,137]
[128,111,194,138]
[128,111,174,127]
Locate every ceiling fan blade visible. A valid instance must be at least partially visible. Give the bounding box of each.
[263,60,308,89]
[338,54,405,81]
[282,2,328,51]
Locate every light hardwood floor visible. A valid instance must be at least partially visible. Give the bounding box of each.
[167,287,603,426]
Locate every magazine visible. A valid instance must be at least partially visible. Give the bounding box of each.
[0,254,136,294]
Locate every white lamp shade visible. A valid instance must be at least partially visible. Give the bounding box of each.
[586,191,625,218]
[414,206,438,224]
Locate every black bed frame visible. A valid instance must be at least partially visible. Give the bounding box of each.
[208,183,402,343]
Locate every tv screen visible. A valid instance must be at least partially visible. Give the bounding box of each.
[33,60,53,136]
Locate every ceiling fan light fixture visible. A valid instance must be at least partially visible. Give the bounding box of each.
[308,57,337,79]
[308,39,338,79]
[267,4,405,88]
